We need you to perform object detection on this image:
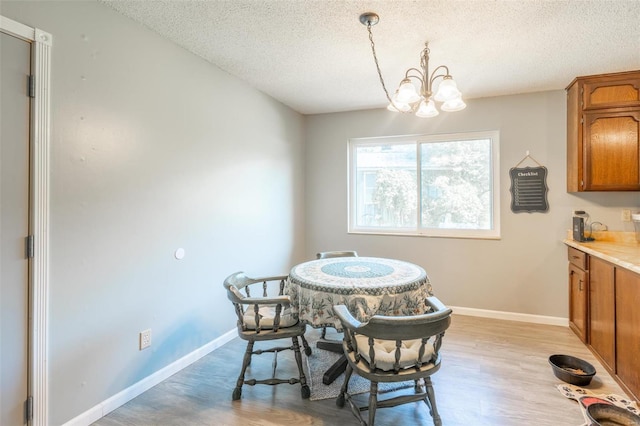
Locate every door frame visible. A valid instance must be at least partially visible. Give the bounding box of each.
[0,16,51,426]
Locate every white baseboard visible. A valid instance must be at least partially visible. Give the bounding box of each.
[62,329,237,426]
[450,305,568,327]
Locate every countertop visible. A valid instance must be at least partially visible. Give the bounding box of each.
[564,231,640,274]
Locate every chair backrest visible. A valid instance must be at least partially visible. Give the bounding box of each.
[335,297,452,372]
[223,272,290,333]
[224,271,287,297]
[316,250,359,259]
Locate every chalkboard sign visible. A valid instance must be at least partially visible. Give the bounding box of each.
[509,166,549,213]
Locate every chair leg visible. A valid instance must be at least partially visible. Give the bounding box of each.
[368,381,378,426]
[336,364,354,408]
[292,337,310,399]
[233,341,254,400]
[321,326,327,339]
[300,333,312,356]
[424,376,442,426]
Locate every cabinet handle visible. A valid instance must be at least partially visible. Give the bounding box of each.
[578,279,583,291]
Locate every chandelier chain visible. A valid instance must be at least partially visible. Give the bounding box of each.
[366,23,396,107]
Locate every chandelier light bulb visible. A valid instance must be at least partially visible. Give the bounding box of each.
[387,89,412,112]
[433,77,461,102]
[396,79,421,104]
[415,99,439,117]
[440,95,467,112]
[388,101,411,112]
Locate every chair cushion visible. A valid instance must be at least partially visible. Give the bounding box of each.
[354,335,435,371]
[242,305,298,330]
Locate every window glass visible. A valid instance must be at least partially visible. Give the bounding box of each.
[355,143,416,228]
[349,131,500,239]
[421,138,492,230]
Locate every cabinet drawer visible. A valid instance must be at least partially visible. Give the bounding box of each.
[568,247,587,269]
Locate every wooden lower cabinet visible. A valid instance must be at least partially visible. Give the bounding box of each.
[568,262,588,343]
[567,246,640,401]
[588,256,615,371]
[615,267,640,400]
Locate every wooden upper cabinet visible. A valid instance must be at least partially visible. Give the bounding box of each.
[566,70,640,192]
[583,78,640,110]
[583,110,640,190]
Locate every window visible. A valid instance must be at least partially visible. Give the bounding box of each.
[348,131,500,239]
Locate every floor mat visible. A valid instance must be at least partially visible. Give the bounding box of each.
[557,383,639,425]
[304,338,412,401]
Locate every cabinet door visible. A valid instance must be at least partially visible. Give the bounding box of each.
[615,268,640,401]
[569,263,588,343]
[589,257,615,371]
[583,111,640,190]
[583,78,640,110]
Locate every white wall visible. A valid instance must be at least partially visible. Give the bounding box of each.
[1,2,305,424]
[305,91,640,318]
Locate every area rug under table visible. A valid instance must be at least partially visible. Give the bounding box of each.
[304,337,412,401]
[557,383,640,425]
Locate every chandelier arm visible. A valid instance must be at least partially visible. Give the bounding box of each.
[403,70,427,97]
[428,65,451,86]
[404,68,425,80]
[366,23,411,112]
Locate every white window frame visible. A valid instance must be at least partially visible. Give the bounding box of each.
[348,131,500,239]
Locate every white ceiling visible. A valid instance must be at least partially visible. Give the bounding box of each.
[101,0,640,115]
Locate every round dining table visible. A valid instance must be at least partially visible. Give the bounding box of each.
[286,256,433,384]
[287,256,433,331]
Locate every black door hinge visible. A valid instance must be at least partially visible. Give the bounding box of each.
[26,235,34,259]
[25,396,33,422]
[28,74,35,98]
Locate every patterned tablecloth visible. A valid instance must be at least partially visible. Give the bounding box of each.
[286,257,432,331]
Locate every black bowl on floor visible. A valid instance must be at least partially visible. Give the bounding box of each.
[586,403,640,425]
[548,354,596,386]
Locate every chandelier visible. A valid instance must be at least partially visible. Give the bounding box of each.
[359,12,466,118]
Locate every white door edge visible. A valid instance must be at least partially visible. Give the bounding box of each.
[1,15,52,426]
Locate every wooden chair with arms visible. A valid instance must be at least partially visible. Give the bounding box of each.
[333,296,452,426]
[224,272,312,400]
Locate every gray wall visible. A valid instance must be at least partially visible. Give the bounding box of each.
[305,91,640,317]
[3,1,640,424]
[2,2,305,424]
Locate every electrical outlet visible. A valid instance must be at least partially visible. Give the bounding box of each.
[139,329,152,350]
[622,209,632,222]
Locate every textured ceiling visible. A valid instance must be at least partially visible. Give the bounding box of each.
[100,0,640,115]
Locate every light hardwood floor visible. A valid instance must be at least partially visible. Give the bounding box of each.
[92,315,630,425]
